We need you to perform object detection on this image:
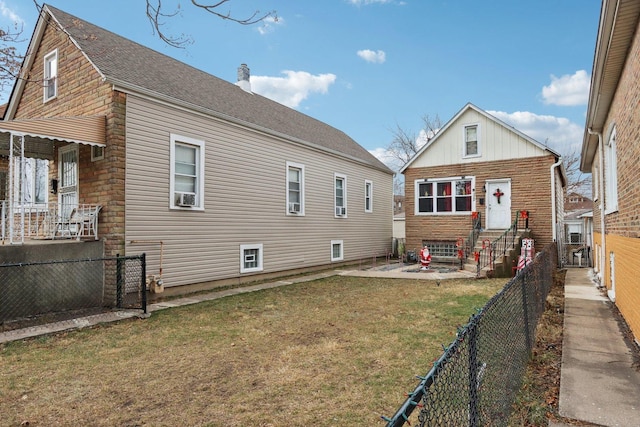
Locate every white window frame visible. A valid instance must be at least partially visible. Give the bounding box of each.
[364,180,373,213]
[331,240,344,261]
[13,157,49,206]
[91,145,105,161]
[286,161,305,216]
[463,124,480,158]
[414,176,475,215]
[334,173,347,218]
[43,49,58,102]
[170,134,205,210]
[604,126,618,214]
[240,243,263,273]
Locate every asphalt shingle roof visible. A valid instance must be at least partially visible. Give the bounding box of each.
[46,5,391,172]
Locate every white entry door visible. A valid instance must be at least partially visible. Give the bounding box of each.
[58,145,78,219]
[486,180,511,229]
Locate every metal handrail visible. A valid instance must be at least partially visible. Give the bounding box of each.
[475,215,520,277]
[0,201,101,244]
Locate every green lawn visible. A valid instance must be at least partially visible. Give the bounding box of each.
[1,275,504,426]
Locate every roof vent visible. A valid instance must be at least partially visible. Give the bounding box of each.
[236,63,252,93]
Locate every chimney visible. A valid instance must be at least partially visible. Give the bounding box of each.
[236,63,252,93]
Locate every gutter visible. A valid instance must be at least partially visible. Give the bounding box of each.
[588,128,605,282]
[550,157,563,242]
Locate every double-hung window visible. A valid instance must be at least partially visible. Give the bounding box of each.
[170,134,204,209]
[463,124,479,157]
[44,50,58,102]
[416,177,474,214]
[286,162,304,215]
[334,173,347,217]
[364,180,373,213]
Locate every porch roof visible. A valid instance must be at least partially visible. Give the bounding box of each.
[0,115,106,159]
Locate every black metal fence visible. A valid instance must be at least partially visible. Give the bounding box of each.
[383,243,557,427]
[0,254,146,327]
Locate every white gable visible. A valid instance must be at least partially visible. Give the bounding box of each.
[404,104,555,170]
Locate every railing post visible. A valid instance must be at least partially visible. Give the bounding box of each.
[116,253,123,308]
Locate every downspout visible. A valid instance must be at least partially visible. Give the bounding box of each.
[550,157,563,242]
[588,128,605,280]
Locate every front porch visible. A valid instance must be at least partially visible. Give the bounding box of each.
[0,115,107,246]
[1,201,101,244]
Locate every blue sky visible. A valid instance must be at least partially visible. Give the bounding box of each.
[1,0,601,170]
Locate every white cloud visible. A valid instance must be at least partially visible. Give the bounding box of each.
[488,110,584,156]
[541,70,590,106]
[0,1,23,24]
[256,16,283,35]
[357,49,386,64]
[251,70,337,108]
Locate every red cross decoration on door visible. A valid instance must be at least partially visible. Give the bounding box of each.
[493,188,504,204]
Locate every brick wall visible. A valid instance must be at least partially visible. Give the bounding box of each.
[600,21,640,239]
[12,19,126,257]
[589,19,640,343]
[404,155,559,252]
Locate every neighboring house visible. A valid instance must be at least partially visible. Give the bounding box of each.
[0,6,393,292]
[580,0,640,343]
[401,103,565,262]
[393,195,405,214]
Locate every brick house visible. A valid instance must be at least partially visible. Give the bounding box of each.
[0,5,393,293]
[401,103,565,266]
[580,0,640,343]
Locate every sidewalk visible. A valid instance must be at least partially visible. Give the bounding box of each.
[549,268,640,427]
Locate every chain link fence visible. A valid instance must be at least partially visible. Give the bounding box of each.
[383,243,557,427]
[1,254,146,330]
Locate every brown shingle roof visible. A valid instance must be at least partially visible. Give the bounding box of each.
[46,5,391,172]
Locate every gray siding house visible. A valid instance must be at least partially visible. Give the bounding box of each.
[1,5,393,290]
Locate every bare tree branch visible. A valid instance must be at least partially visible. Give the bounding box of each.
[563,149,592,196]
[0,21,24,94]
[146,0,277,48]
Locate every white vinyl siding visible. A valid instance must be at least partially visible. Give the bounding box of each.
[43,49,57,102]
[170,134,204,210]
[286,161,304,215]
[411,109,549,167]
[365,180,373,212]
[124,95,393,287]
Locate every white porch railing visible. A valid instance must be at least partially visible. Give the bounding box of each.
[0,201,101,244]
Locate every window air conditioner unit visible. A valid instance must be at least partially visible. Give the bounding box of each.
[335,206,346,216]
[289,202,301,214]
[177,192,197,207]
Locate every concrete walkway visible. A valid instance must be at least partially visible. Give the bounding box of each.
[550,268,640,427]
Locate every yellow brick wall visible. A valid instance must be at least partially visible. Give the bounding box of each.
[595,232,640,342]
[12,19,126,257]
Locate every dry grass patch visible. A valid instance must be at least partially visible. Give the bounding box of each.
[1,276,504,426]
